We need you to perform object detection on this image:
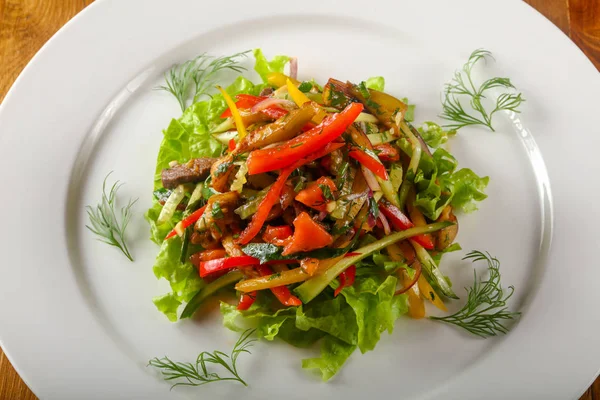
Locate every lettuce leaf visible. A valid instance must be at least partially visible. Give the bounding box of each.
[365,76,385,91]
[441,168,490,213]
[418,121,456,148]
[153,75,264,189]
[296,295,358,345]
[253,49,290,83]
[302,335,357,382]
[151,238,205,321]
[340,275,407,353]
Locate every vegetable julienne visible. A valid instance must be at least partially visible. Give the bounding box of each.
[145,48,520,386]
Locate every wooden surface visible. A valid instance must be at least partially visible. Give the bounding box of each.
[0,0,599,398]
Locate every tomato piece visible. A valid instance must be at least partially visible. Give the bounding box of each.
[282,212,334,256]
[294,176,337,212]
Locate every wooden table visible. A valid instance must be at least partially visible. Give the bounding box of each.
[1,0,599,398]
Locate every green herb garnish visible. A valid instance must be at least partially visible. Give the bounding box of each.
[441,49,524,132]
[148,328,256,388]
[298,81,313,93]
[430,250,520,337]
[158,51,250,111]
[211,203,224,219]
[318,184,334,201]
[86,172,137,261]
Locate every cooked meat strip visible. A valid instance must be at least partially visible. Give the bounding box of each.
[161,158,216,189]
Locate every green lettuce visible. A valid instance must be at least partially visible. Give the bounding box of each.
[296,295,358,345]
[302,335,356,382]
[418,121,456,148]
[151,238,205,321]
[153,75,264,189]
[340,276,407,353]
[365,76,385,91]
[253,49,290,83]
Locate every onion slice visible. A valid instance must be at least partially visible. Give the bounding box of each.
[378,210,391,235]
[395,261,422,295]
[289,57,298,80]
[251,97,295,113]
[361,166,381,192]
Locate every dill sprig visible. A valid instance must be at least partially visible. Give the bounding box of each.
[148,329,256,389]
[430,250,520,338]
[85,172,137,261]
[158,51,250,111]
[441,49,525,132]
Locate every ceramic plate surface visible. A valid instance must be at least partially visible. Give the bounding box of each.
[0,1,599,399]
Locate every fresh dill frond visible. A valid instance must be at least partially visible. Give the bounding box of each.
[440,49,525,132]
[85,172,137,261]
[148,328,256,389]
[158,50,250,111]
[430,250,520,338]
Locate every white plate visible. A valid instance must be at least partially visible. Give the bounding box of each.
[1,0,599,399]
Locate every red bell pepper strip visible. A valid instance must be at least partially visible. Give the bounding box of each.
[374,143,400,162]
[294,176,337,212]
[256,265,302,306]
[220,95,265,118]
[260,106,288,119]
[246,102,364,175]
[220,94,288,119]
[334,265,356,297]
[237,291,257,311]
[349,148,389,180]
[164,205,207,240]
[228,138,236,152]
[236,141,345,245]
[378,202,435,249]
[190,248,228,267]
[199,255,260,278]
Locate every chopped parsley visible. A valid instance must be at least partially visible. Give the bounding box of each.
[318,184,335,201]
[211,203,224,219]
[298,81,313,93]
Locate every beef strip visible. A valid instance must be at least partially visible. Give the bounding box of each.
[161,158,216,189]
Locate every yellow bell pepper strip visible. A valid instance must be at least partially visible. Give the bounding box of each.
[235,267,309,292]
[294,221,453,303]
[417,274,447,312]
[386,242,425,319]
[286,79,327,123]
[257,265,302,306]
[217,85,248,139]
[267,72,299,88]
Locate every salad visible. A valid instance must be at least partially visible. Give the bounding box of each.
[143,49,493,381]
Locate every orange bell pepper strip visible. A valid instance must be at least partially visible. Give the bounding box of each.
[378,201,435,250]
[237,291,257,311]
[282,212,334,256]
[246,102,363,175]
[164,205,207,240]
[236,142,344,245]
[417,274,447,312]
[256,265,302,306]
[349,148,389,180]
[295,176,337,212]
